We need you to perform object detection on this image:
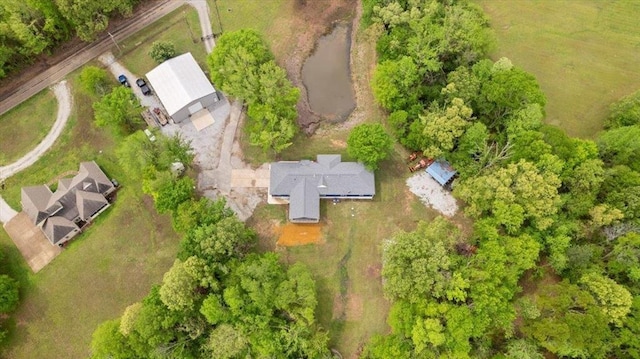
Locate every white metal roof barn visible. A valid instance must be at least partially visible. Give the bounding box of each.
[146,52,219,125]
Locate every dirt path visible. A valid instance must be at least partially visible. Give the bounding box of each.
[186,0,216,53]
[0,0,184,117]
[0,81,72,182]
[0,81,72,224]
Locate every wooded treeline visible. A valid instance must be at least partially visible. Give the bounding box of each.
[0,0,144,79]
[362,0,640,358]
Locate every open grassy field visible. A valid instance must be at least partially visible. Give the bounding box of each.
[208,0,295,56]
[0,89,57,166]
[0,71,181,359]
[476,0,640,138]
[117,5,208,77]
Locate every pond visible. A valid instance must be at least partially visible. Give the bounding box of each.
[302,23,355,122]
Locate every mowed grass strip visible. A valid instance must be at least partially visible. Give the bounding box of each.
[476,0,640,138]
[0,71,180,359]
[0,89,57,166]
[117,5,208,77]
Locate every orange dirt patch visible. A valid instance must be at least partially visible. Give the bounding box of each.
[276,223,323,246]
[330,139,347,148]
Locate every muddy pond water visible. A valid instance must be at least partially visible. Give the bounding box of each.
[302,23,355,122]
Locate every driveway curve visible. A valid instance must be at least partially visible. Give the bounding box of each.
[0,81,72,182]
[1,81,72,224]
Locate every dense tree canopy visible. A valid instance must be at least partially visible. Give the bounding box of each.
[206,28,273,102]
[79,66,110,96]
[455,160,561,233]
[0,0,142,79]
[382,217,464,303]
[148,40,176,64]
[606,89,640,128]
[93,86,143,133]
[207,29,299,155]
[364,1,640,357]
[347,123,393,170]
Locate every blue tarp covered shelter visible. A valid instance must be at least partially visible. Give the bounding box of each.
[426,160,457,186]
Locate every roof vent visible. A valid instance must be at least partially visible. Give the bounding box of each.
[318,176,327,189]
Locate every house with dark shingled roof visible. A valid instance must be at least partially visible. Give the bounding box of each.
[269,155,375,223]
[21,161,116,246]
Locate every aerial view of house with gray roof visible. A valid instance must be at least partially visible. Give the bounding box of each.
[269,154,375,223]
[20,161,116,246]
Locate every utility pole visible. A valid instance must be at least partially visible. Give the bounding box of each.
[107,31,122,53]
[213,0,223,35]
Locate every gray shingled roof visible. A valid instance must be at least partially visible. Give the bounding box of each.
[43,217,78,245]
[269,155,375,222]
[20,161,114,244]
[288,179,321,222]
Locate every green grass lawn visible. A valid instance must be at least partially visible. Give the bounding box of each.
[210,0,304,64]
[0,89,57,166]
[476,0,640,138]
[249,132,440,357]
[116,5,208,77]
[0,71,181,359]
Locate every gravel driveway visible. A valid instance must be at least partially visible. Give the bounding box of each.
[0,81,72,224]
[407,171,458,217]
[98,52,163,109]
[0,81,72,182]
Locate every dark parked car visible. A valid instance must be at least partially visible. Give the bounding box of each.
[118,74,130,87]
[136,78,151,95]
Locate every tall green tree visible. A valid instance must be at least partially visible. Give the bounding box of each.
[382,217,466,303]
[148,40,176,64]
[79,65,110,95]
[90,319,136,359]
[371,56,422,112]
[245,61,300,154]
[419,97,473,158]
[521,281,614,358]
[159,258,202,312]
[93,86,142,133]
[607,232,640,285]
[455,160,562,233]
[606,89,640,128]
[347,123,393,170]
[55,0,135,41]
[476,62,546,128]
[580,272,632,326]
[206,28,273,102]
[598,125,640,172]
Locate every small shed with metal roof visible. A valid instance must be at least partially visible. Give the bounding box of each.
[426,160,457,187]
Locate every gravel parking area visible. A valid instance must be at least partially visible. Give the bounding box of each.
[98,52,163,109]
[99,53,267,221]
[406,171,458,217]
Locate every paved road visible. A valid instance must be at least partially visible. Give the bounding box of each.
[0,0,183,117]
